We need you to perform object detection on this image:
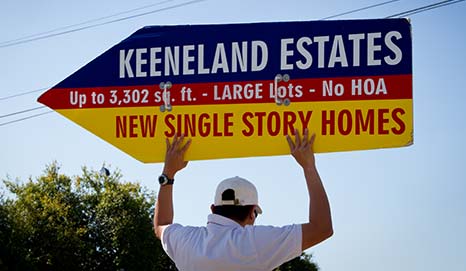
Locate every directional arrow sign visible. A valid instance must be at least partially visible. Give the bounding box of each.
[38,19,413,163]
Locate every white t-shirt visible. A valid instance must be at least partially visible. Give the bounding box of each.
[161,214,302,271]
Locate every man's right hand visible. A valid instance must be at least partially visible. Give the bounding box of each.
[286,128,316,170]
[287,128,333,250]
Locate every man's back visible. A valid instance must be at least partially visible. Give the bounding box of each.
[154,132,333,270]
[162,214,302,271]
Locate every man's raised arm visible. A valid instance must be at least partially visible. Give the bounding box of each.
[154,135,191,240]
[286,129,333,250]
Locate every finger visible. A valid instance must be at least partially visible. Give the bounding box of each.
[294,129,301,147]
[165,137,171,151]
[171,134,179,149]
[309,133,316,148]
[181,138,192,153]
[177,134,185,148]
[302,128,309,148]
[172,134,183,151]
[286,135,295,151]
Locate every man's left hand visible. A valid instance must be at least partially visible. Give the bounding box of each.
[163,135,191,179]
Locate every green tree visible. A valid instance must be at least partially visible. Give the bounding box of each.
[0,162,175,271]
[274,253,319,271]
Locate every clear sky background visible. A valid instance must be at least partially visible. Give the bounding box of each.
[1,1,466,270]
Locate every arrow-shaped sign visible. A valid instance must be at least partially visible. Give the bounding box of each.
[38,19,413,163]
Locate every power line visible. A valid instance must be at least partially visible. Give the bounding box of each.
[0,87,48,101]
[0,106,47,119]
[0,0,175,47]
[387,0,465,18]
[2,0,463,48]
[0,0,206,48]
[321,0,401,20]
[0,111,53,127]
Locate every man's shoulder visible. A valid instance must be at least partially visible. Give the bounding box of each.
[162,223,208,248]
[166,223,207,233]
[248,223,301,232]
[165,223,210,239]
[245,224,302,243]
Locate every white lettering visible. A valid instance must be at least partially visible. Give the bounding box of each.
[183,45,195,75]
[212,43,229,74]
[313,36,330,68]
[296,37,313,69]
[280,38,294,70]
[120,49,134,78]
[150,47,162,77]
[367,32,382,66]
[232,42,248,73]
[328,35,348,68]
[164,46,179,76]
[214,83,264,101]
[197,44,210,74]
[384,31,402,65]
[348,33,365,67]
[251,40,268,71]
[117,31,405,77]
[136,48,147,77]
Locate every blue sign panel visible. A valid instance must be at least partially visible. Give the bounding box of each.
[51,19,411,89]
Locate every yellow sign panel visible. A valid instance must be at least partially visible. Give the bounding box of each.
[56,98,412,162]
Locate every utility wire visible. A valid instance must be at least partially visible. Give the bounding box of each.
[387,0,465,18]
[321,0,401,20]
[0,87,48,101]
[0,106,47,119]
[0,111,53,127]
[0,0,206,48]
[1,0,463,48]
[0,0,175,47]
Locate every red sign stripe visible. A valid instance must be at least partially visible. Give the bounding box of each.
[38,74,412,110]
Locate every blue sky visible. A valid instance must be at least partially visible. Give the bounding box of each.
[1,1,466,270]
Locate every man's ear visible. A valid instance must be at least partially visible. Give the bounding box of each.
[210,204,215,213]
[249,206,256,220]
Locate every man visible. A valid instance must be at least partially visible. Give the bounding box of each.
[154,129,333,271]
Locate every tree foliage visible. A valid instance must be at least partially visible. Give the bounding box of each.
[0,162,318,270]
[274,253,319,271]
[0,162,174,271]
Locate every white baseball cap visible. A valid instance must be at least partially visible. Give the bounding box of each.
[214,176,263,214]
